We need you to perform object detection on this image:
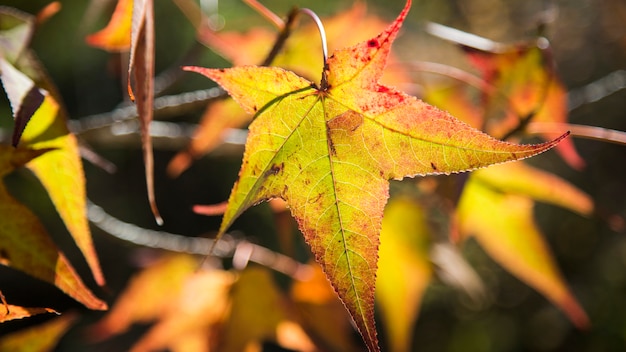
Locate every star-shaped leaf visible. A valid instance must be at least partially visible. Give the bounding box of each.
[184,1,566,350]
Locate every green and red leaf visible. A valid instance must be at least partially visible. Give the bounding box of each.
[185,1,568,350]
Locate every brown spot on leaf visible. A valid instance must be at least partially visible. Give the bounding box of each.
[430,162,438,170]
[309,193,323,204]
[266,162,284,177]
[367,39,379,48]
[327,111,364,132]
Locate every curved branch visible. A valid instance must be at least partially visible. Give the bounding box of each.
[87,200,312,279]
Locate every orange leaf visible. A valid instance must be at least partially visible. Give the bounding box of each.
[422,82,484,129]
[86,0,133,51]
[457,177,589,329]
[466,43,586,169]
[0,305,57,323]
[167,98,245,178]
[129,270,235,352]
[0,145,107,310]
[88,254,198,341]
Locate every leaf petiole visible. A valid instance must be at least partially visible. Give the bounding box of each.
[299,8,329,89]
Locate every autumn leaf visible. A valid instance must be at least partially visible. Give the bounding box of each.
[0,58,45,146]
[88,254,198,341]
[466,41,585,169]
[127,0,161,224]
[85,0,160,222]
[219,266,314,352]
[0,8,41,147]
[168,2,411,177]
[183,1,569,349]
[19,94,106,287]
[0,7,106,287]
[469,162,593,216]
[376,197,432,352]
[86,0,133,51]
[291,262,364,352]
[422,82,484,130]
[0,305,57,323]
[457,164,590,329]
[130,270,235,352]
[424,23,585,169]
[0,145,107,310]
[0,291,58,323]
[0,6,34,63]
[0,313,76,351]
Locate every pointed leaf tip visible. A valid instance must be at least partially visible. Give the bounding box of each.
[186,0,575,350]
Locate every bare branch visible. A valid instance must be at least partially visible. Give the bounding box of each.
[87,200,312,279]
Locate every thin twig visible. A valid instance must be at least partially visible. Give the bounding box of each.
[568,69,626,111]
[87,200,312,279]
[244,0,284,29]
[69,87,225,134]
[526,122,626,146]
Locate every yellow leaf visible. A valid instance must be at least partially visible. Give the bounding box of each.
[0,145,107,310]
[220,266,314,352]
[376,197,433,352]
[0,313,77,352]
[20,95,105,287]
[458,178,589,329]
[471,162,593,216]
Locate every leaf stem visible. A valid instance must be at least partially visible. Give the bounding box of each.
[299,8,329,89]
